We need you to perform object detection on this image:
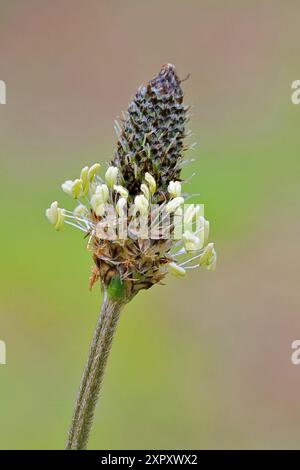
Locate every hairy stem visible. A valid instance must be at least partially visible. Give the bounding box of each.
[66,290,123,450]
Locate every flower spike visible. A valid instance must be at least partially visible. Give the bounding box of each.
[47,65,216,298]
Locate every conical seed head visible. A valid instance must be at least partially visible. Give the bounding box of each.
[112,64,187,200]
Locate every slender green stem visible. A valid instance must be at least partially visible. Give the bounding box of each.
[66,290,123,450]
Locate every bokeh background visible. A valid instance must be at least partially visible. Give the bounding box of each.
[0,0,300,450]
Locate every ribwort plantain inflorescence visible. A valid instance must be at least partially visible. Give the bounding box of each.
[46,64,216,302]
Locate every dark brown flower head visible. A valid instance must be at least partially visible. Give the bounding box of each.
[112,64,187,202]
[46,65,216,302]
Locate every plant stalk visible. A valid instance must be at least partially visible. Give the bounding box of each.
[66,290,123,450]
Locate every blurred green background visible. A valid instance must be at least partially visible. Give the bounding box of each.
[1,0,300,449]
